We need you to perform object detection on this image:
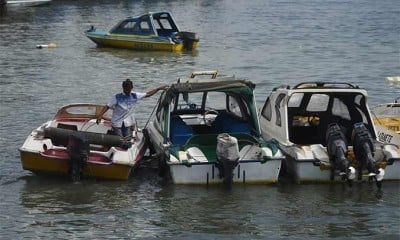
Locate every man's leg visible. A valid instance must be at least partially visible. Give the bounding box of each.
[120,124,133,149]
[121,123,132,140]
[112,127,123,137]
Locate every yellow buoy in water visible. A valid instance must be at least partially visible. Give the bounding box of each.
[36,43,57,49]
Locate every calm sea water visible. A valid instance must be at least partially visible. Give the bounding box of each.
[1,0,399,239]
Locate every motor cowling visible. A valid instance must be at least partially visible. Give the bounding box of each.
[174,31,199,50]
[325,123,355,182]
[66,133,89,182]
[351,122,384,187]
[216,133,240,190]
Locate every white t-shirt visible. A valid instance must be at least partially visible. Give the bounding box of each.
[107,92,146,128]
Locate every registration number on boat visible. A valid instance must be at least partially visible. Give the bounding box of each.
[378,131,393,143]
[134,43,153,49]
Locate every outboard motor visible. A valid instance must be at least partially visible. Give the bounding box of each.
[216,133,240,190]
[66,133,89,182]
[325,123,355,184]
[352,122,384,188]
[174,32,199,50]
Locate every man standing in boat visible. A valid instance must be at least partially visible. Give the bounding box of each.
[96,79,167,140]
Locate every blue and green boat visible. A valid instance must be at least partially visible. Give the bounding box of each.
[144,70,284,188]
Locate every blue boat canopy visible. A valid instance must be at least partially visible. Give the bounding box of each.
[110,11,180,37]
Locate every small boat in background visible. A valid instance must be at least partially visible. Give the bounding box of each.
[19,104,148,181]
[85,11,199,51]
[6,0,51,7]
[372,98,400,145]
[386,76,400,82]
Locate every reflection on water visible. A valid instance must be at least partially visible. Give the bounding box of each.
[85,46,199,60]
[5,167,400,239]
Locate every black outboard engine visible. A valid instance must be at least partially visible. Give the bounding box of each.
[175,32,199,50]
[216,133,240,190]
[351,122,384,188]
[325,123,355,184]
[66,133,90,182]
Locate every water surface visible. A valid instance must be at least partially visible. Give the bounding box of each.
[0,0,399,239]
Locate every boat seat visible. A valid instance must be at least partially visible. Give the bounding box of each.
[290,126,320,145]
[170,115,194,145]
[157,29,174,37]
[57,123,78,131]
[211,112,251,134]
[183,133,261,162]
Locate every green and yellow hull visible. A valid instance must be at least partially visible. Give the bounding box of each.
[85,31,198,51]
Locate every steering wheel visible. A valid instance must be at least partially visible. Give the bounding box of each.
[203,109,219,126]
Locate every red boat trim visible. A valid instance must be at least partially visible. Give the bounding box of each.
[87,153,112,164]
[40,149,69,160]
[55,118,89,122]
[40,149,112,164]
[55,118,112,127]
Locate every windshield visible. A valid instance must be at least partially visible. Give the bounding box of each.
[110,16,154,35]
[287,92,375,145]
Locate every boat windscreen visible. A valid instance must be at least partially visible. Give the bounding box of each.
[110,16,155,35]
[152,13,179,36]
[54,104,112,120]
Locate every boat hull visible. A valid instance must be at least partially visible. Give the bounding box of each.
[384,158,400,180]
[284,157,400,183]
[281,144,400,183]
[20,149,146,180]
[86,32,187,51]
[375,124,400,145]
[283,158,333,183]
[168,159,282,185]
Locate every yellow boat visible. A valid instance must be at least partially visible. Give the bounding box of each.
[372,98,400,145]
[85,11,199,51]
[19,104,148,181]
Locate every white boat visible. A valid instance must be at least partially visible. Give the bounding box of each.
[19,103,148,181]
[386,76,400,82]
[371,98,400,145]
[7,0,51,7]
[144,70,284,188]
[259,82,400,186]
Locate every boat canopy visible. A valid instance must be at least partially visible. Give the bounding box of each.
[286,88,375,143]
[161,79,256,107]
[109,11,180,37]
[172,79,255,94]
